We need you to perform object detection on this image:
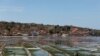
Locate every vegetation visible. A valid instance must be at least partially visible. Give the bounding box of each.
[92,30,100,36]
[0,21,100,36]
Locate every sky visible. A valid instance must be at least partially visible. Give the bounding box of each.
[0,0,100,29]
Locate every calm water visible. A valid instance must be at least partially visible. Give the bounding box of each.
[31,49,49,56]
[70,36,100,47]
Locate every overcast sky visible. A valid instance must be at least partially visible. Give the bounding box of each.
[0,0,100,29]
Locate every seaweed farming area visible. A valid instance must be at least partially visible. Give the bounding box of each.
[1,36,100,56]
[3,47,27,56]
[2,45,100,56]
[29,49,49,56]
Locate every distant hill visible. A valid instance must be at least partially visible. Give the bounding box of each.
[0,21,100,36]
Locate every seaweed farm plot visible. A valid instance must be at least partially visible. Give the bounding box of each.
[41,45,67,56]
[49,45,77,56]
[1,36,100,56]
[29,48,50,56]
[51,45,100,56]
[3,47,28,56]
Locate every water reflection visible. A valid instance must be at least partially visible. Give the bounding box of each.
[32,49,49,56]
[70,36,100,47]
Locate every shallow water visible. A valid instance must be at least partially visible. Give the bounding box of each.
[55,53,65,56]
[31,49,49,56]
[70,36,100,47]
[5,48,27,56]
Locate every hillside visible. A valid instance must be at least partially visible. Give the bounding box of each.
[0,21,100,36]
